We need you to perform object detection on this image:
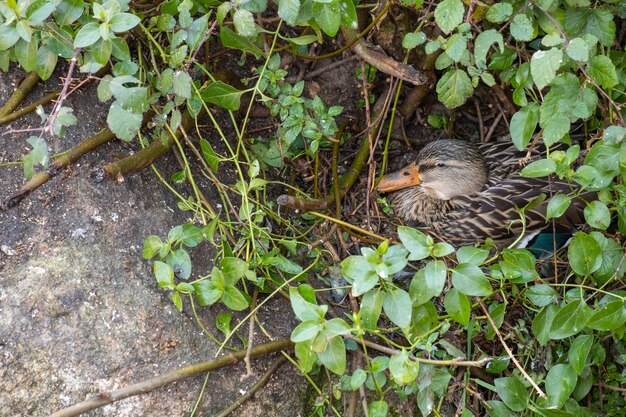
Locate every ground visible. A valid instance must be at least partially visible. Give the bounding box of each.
[0,64,314,416]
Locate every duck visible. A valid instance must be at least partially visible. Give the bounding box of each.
[376,138,586,249]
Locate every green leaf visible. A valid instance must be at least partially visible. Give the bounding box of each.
[22,136,49,179]
[201,81,245,111]
[402,32,426,49]
[533,305,557,346]
[383,288,412,328]
[546,194,572,220]
[494,377,528,412]
[568,232,602,275]
[220,257,248,282]
[451,263,491,296]
[221,285,249,310]
[565,37,589,62]
[520,158,556,177]
[107,101,143,141]
[172,70,192,99]
[530,48,563,90]
[233,8,256,36]
[510,14,535,41]
[550,300,589,339]
[486,3,512,23]
[74,22,101,48]
[564,8,615,47]
[456,246,488,265]
[587,55,618,89]
[0,25,20,51]
[166,248,192,280]
[109,12,140,32]
[444,288,470,326]
[586,300,626,331]
[369,400,389,417]
[154,260,175,289]
[510,103,539,150]
[15,39,36,72]
[584,200,611,230]
[436,68,473,109]
[409,260,446,306]
[317,335,346,375]
[568,335,593,375]
[389,350,419,385]
[434,0,464,35]
[291,320,322,342]
[35,45,58,81]
[54,0,85,25]
[361,289,384,329]
[432,242,454,257]
[143,235,163,259]
[398,226,430,260]
[545,364,577,408]
[289,286,324,321]
[278,0,300,24]
[474,29,503,65]
[194,279,221,306]
[526,284,557,307]
[220,27,264,57]
[313,1,341,37]
[200,138,220,171]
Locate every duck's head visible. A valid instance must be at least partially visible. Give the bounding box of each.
[376,139,488,200]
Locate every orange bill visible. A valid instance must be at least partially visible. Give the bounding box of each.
[376,162,421,192]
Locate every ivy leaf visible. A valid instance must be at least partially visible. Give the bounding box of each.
[434,0,464,35]
[220,27,264,57]
[587,55,618,89]
[510,103,539,150]
[530,48,563,90]
[510,14,534,41]
[436,68,473,109]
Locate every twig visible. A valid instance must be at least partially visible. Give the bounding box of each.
[215,355,287,417]
[46,339,293,417]
[0,91,59,126]
[304,56,358,80]
[477,298,547,399]
[0,71,40,117]
[243,287,259,378]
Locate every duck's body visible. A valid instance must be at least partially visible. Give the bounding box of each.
[377,139,585,248]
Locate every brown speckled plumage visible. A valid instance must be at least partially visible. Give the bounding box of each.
[381,139,586,247]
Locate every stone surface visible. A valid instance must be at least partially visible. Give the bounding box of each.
[0,67,305,417]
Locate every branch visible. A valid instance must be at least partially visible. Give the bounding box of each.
[47,339,293,417]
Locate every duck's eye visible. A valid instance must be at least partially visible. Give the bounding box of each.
[436,162,446,167]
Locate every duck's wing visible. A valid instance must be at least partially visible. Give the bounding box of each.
[434,175,586,247]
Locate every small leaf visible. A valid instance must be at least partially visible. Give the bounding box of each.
[434,0,464,35]
[546,194,572,220]
[383,288,412,328]
[584,200,611,230]
[107,101,143,141]
[444,288,470,326]
[486,3,512,23]
[568,335,593,375]
[398,226,430,260]
[494,377,528,412]
[317,335,346,375]
[549,300,589,339]
[526,284,557,307]
[278,0,300,25]
[545,364,577,408]
[201,81,245,111]
[74,22,101,48]
[402,32,426,49]
[520,158,556,177]
[530,48,563,90]
[233,8,256,36]
[510,104,539,150]
[474,29,504,65]
[436,68,474,109]
[109,12,140,32]
[221,285,249,311]
[565,37,589,62]
[587,55,618,89]
[586,300,626,331]
[220,26,264,57]
[510,14,534,41]
[451,263,491,296]
[568,232,602,275]
[154,260,175,289]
